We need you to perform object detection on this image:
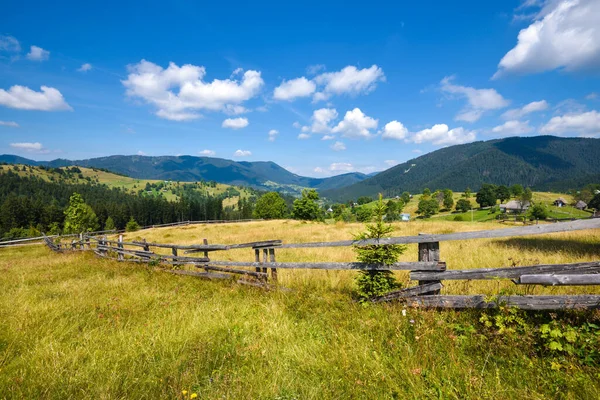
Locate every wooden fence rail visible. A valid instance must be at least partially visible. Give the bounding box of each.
[33,218,600,310]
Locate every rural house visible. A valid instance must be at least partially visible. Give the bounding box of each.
[553,197,567,207]
[575,200,587,210]
[500,200,530,214]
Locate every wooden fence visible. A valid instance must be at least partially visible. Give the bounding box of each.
[40,218,600,310]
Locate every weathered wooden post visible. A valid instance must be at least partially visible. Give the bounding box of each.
[418,236,441,295]
[262,248,269,283]
[118,234,124,261]
[142,239,150,262]
[269,248,277,283]
[171,246,178,267]
[255,249,261,273]
[79,233,84,250]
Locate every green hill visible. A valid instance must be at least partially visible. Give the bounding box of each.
[322,136,600,201]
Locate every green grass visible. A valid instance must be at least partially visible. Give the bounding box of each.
[1,220,600,398]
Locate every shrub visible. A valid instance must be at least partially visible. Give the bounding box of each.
[353,194,405,302]
[453,214,465,221]
[125,217,140,232]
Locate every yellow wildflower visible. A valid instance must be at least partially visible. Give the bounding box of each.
[182,390,188,395]
[191,394,198,399]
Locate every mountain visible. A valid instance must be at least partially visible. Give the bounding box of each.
[322,136,600,201]
[0,154,368,194]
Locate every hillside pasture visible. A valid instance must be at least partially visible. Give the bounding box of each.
[1,220,599,398]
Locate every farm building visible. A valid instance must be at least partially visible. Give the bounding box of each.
[400,213,410,221]
[500,200,530,214]
[575,200,587,210]
[553,197,567,207]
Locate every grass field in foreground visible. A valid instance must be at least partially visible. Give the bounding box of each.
[1,220,600,399]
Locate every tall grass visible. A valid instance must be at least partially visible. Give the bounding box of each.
[1,220,599,399]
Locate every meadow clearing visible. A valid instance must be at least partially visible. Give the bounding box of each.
[1,219,600,399]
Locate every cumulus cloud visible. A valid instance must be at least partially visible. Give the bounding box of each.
[540,110,600,135]
[0,85,72,111]
[331,108,378,138]
[268,129,279,142]
[441,76,509,122]
[199,149,216,156]
[384,160,398,167]
[301,108,338,134]
[586,92,598,100]
[297,133,310,140]
[495,0,600,77]
[273,65,385,102]
[381,120,408,140]
[331,141,346,151]
[0,35,20,52]
[0,120,19,128]
[78,63,92,72]
[273,77,316,101]
[306,64,326,75]
[492,120,534,135]
[412,149,423,154]
[408,124,476,145]
[222,117,249,129]
[321,135,335,140]
[122,60,263,121]
[26,45,49,61]
[224,104,248,115]
[10,142,47,153]
[313,65,385,101]
[329,162,355,172]
[137,150,147,156]
[233,149,252,157]
[502,100,548,119]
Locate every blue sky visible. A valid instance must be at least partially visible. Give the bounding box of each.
[1,0,599,177]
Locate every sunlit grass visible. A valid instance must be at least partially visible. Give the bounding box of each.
[1,219,600,398]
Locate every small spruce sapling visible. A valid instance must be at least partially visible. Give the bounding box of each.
[353,194,406,302]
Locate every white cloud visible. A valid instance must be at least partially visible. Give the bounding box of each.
[292,121,302,129]
[233,149,252,157]
[412,149,423,154]
[313,65,385,101]
[495,0,600,77]
[0,85,72,111]
[306,64,326,75]
[492,120,534,135]
[331,108,378,138]
[302,108,338,134]
[273,77,316,101]
[297,133,310,140]
[137,150,147,156]
[0,35,20,52]
[331,141,346,151]
[321,135,335,140]
[122,60,263,121]
[224,104,248,115]
[502,100,548,119]
[586,92,598,100]
[0,120,19,128]
[381,120,408,140]
[441,76,509,122]
[540,110,600,135]
[26,45,49,61]
[10,142,46,153]
[384,159,398,167]
[409,124,477,145]
[78,63,92,72]
[329,162,355,172]
[255,105,268,112]
[313,166,325,173]
[268,129,279,142]
[199,149,216,156]
[222,117,249,129]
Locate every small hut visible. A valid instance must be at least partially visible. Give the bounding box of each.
[575,200,587,210]
[553,197,567,207]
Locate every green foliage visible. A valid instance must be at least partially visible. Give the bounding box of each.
[453,214,465,221]
[416,198,439,218]
[442,189,454,210]
[354,206,373,222]
[476,184,497,208]
[520,187,533,203]
[496,185,511,202]
[356,196,372,205]
[529,202,549,220]
[104,216,116,231]
[588,193,600,210]
[539,321,600,366]
[422,188,431,198]
[463,187,472,198]
[400,191,411,204]
[125,217,140,232]
[292,189,322,221]
[455,198,472,213]
[253,192,287,220]
[63,193,99,234]
[510,184,524,197]
[353,194,404,302]
[385,199,403,221]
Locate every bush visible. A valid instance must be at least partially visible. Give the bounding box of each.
[353,194,405,302]
[455,199,471,213]
[453,214,465,221]
[125,217,140,232]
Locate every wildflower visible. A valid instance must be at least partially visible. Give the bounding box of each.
[191,394,198,399]
[182,390,188,395]
[409,319,415,324]
[401,309,407,317]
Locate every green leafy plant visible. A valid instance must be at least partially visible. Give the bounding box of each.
[353,194,405,302]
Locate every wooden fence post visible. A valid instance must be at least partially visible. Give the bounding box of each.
[262,248,269,283]
[171,246,178,267]
[142,239,150,262]
[269,248,277,284]
[79,233,84,250]
[255,249,261,273]
[118,234,124,261]
[418,238,441,295]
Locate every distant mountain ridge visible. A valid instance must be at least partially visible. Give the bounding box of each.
[321,135,600,201]
[0,154,368,194]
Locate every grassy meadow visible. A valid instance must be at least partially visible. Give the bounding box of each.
[1,219,600,399]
